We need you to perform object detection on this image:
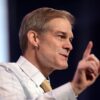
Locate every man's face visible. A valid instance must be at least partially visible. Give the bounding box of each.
[36,18,73,70]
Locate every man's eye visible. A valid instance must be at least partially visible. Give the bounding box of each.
[58,35,66,39]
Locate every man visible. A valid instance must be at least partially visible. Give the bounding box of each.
[0,7,100,100]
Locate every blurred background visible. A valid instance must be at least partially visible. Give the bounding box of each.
[0,0,100,99]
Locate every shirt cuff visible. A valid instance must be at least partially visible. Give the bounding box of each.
[50,82,77,100]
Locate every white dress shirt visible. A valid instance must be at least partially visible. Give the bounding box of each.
[0,56,77,100]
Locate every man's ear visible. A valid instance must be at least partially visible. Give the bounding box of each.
[27,30,39,47]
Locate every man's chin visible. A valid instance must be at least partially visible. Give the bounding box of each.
[63,65,68,69]
[57,64,69,70]
[62,62,68,69]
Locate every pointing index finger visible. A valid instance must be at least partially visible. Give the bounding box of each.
[83,41,93,59]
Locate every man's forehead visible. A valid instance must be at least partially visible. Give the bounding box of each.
[48,18,71,25]
[45,18,72,30]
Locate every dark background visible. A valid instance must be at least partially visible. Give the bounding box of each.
[8,0,100,100]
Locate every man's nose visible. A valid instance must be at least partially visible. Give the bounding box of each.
[63,39,73,51]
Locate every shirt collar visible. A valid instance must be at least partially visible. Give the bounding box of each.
[16,56,46,86]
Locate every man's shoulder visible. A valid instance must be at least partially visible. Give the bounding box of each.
[0,62,24,81]
[0,62,19,73]
[0,62,17,68]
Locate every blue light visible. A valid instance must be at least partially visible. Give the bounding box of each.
[0,0,9,62]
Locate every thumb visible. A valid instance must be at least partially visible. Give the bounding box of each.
[83,41,93,59]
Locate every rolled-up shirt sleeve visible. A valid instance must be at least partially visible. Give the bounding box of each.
[48,82,77,100]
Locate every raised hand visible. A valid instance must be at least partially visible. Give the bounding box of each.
[71,41,100,96]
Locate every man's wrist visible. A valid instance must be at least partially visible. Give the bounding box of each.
[70,82,80,97]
